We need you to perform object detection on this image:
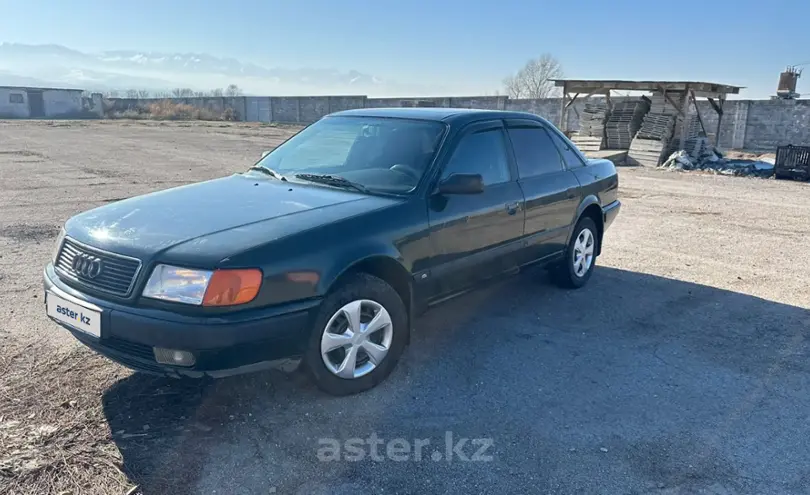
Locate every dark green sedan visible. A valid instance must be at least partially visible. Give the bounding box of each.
[44,108,620,395]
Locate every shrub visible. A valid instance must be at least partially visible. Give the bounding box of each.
[145,100,219,120]
[107,100,239,121]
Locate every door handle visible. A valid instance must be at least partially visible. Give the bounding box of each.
[505,202,520,215]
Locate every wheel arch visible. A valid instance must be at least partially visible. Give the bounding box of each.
[321,249,413,327]
[569,196,605,256]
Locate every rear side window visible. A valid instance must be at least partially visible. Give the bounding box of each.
[441,128,510,185]
[507,126,564,178]
[548,129,587,169]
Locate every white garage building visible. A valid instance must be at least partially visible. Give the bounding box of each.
[0,86,85,118]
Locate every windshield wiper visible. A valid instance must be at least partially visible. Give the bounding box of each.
[248,165,287,181]
[294,173,368,194]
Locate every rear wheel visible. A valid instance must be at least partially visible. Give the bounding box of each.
[304,273,408,395]
[552,217,598,289]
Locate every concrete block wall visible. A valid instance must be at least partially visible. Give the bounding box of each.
[267,96,366,123]
[366,96,507,110]
[742,99,810,152]
[680,99,810,152]
[103,93,810,152]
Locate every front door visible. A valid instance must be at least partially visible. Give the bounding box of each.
[27,91,45,118]
[426,120,525,300]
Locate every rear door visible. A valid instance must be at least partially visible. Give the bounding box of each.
[505,119,581,264]
[426,120,525,299]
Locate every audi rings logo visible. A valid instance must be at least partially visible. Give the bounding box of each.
[72,253,104,279]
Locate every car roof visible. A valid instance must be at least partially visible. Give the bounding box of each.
[329,107,551,126]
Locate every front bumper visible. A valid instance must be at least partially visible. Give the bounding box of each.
[44,264,319,377]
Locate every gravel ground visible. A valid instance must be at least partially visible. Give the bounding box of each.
[1,120,809,494]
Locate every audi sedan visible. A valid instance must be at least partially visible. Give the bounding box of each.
[44,108,620,395]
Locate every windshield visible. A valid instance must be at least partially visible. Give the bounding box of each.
[254,116,446,194]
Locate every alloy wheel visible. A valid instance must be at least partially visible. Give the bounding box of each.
[320,299,393,379]
[572,228,595,277]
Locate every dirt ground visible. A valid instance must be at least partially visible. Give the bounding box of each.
[1,120,809,494]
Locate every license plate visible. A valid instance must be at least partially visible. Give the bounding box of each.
[46,292,101,338]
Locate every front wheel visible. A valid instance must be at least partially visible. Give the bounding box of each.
[304,273,408,396]
[551,217,599,289]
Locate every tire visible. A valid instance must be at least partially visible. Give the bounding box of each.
[552,217,599,289]
[303,273,409,396]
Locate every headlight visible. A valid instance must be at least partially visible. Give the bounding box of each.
[52,227,66,264]
[143,265,213,305]
[142,264,262,306]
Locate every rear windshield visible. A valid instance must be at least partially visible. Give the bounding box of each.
[257,116,447,194]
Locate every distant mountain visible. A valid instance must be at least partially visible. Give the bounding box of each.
[0,42,431,96]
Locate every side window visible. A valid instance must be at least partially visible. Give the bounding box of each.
[507,126,564,178]
[548,128,587,169]
[440,128,510,185]
[9,93,24,104]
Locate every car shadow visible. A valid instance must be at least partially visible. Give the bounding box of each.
[102,266,810,494]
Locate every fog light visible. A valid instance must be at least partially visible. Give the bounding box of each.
[153,348,196,367]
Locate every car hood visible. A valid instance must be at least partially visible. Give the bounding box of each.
[65,173,397,264]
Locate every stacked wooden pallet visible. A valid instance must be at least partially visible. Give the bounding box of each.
[570,135,604,153]
[628,139,669,167]
[572,102,610,151]
[648,92,681,114]
[669,116,704,155]
[605,99,649,149]
[627,113,677,166]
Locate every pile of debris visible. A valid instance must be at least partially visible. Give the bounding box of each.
[659,149,776,178]
[606,98,650,149]
[571,102,609,152]
[627,113,677,166]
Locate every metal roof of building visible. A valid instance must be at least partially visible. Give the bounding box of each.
[0,85,84,92]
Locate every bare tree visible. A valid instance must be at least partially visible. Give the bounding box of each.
[503,74,525,99]
[137,89,151,98]
[172,88,195,98]
[224,84,243,97]
[502,54,563,99]
[126,89,139,99]
[211,87,224,97]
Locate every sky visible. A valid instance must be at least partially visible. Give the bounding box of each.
[0,0,807,98]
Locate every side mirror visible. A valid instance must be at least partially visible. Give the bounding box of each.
[437,173,484,195]
[261,150,271,158]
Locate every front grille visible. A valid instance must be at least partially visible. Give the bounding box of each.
[55,238,142,297]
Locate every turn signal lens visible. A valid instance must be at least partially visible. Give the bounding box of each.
[202,269,262,306]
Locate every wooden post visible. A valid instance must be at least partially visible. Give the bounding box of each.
[689,90,708,137]
[679,85,690,149]
[559,82,568,131]
[714,96,725,147]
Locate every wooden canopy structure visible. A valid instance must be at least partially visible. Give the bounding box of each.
[551,79,743,147]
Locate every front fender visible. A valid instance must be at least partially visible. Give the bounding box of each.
[318,241,406,294]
